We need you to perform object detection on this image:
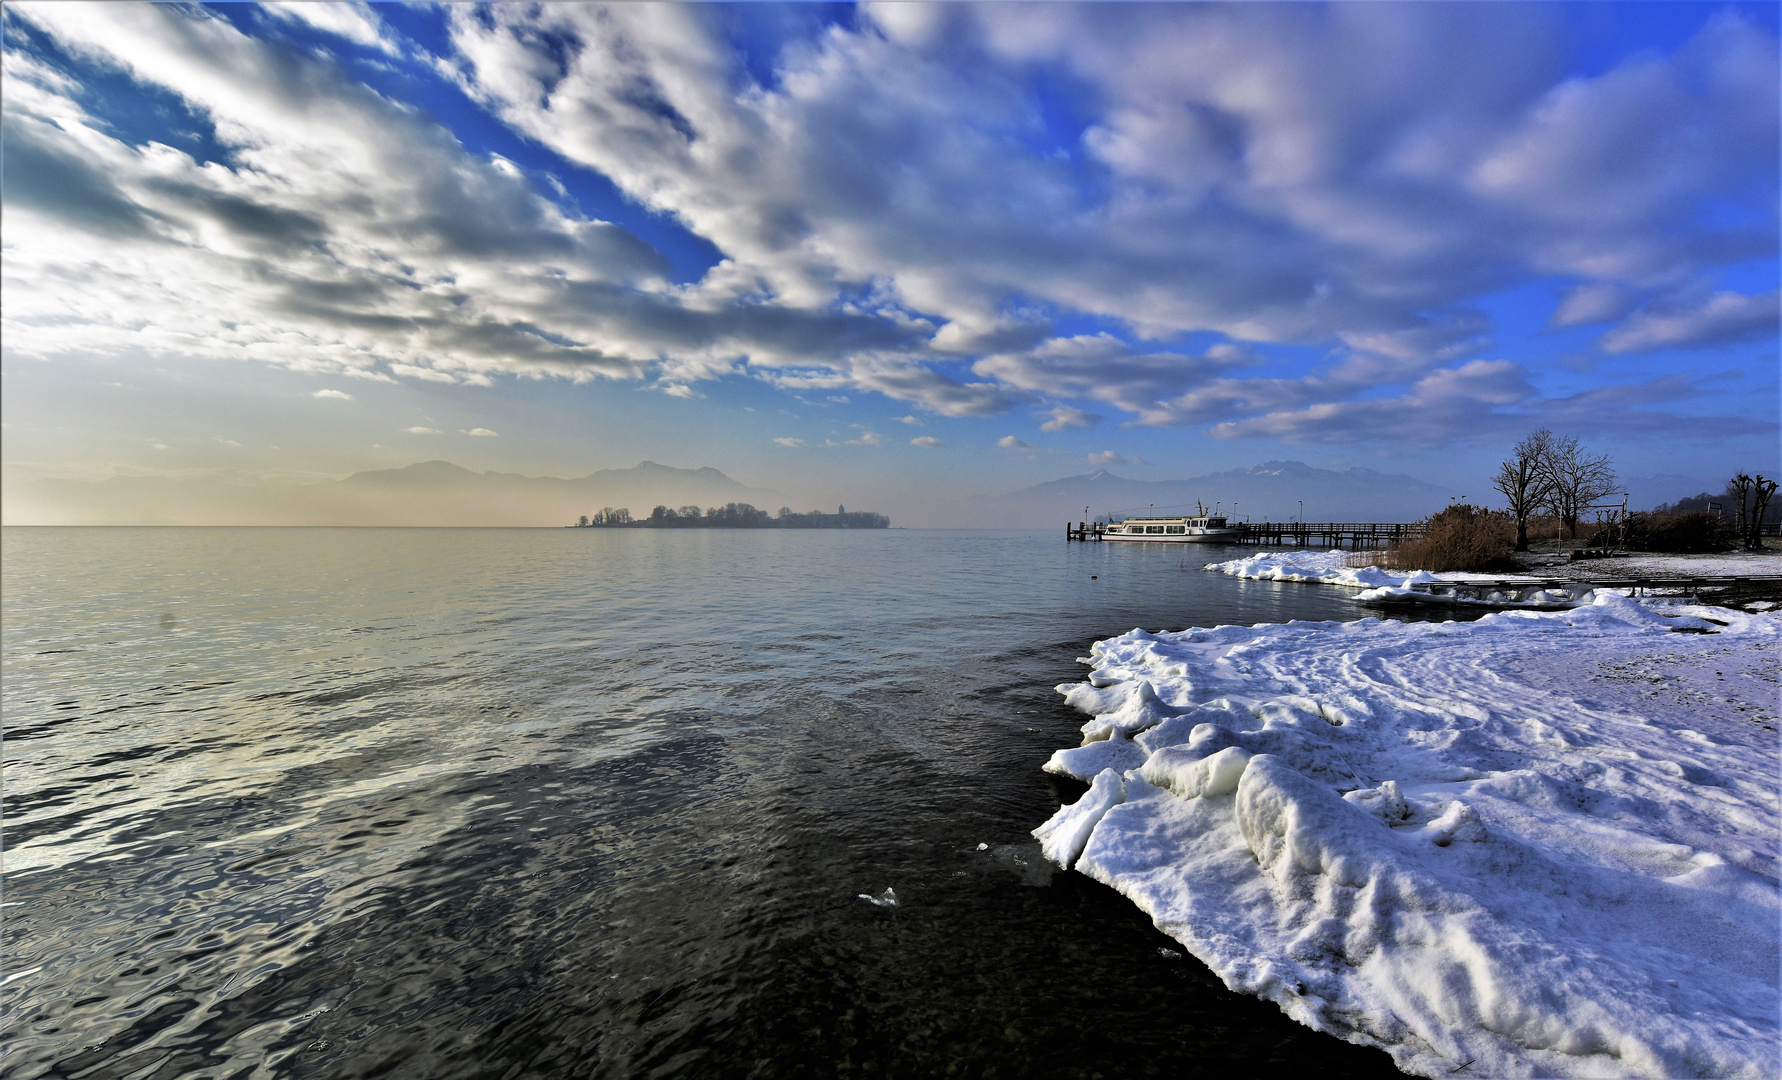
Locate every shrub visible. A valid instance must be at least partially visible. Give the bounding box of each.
[1607,511,1732,554]
[1379,504,1517,573]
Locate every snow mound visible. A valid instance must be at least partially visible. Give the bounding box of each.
[1205,549,1440,589]
[1036,600,1780,1079]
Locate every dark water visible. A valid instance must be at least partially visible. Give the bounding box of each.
[3,528,1402,1079]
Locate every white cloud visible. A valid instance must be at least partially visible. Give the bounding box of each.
[1550,283,1635,328]
[452,2,1771,357]
[1196,358,1748,448]
[261,2,399,55]
[847,431,883,446]
[403,426,441,435]
[1599,290,1780,353]
[389,364,459,385]
[909,435,943,447]
[662,383,702,398]
[1211,360,1533,447]
[1039,406,1101,432]
[465,427,499,437]
[3,3,1772,450]
[1087,451,1149,467]
[773,436,805,447]
[313,389,353,400]
[998,435,1033,450]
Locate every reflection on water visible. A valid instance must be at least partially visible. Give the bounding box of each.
[3,528,1403,1077]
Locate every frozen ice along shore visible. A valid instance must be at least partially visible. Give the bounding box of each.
[1204,549,1443,589]
[1035,594,1780,1078]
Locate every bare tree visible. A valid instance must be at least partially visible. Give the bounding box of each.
[1730,473,1778,550]
[1728,475,1753,542]
[1494,429,1555,551]
[1754,477,1778,550]
[1539,435,1617,540]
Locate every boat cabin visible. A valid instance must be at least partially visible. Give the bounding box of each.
[1108,516,1228,534]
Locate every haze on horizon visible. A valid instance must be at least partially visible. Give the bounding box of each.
[3,1,1777,527]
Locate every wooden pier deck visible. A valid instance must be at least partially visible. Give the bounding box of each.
[1065,521,1425,548]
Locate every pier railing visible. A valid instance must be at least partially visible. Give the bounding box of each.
[1232,522,1425,549]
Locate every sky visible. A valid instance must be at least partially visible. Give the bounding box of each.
[2,1,1778,524]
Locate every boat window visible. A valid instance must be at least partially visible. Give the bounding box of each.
[1145,525,1164,534]
[1166,526,1186,534]
[1208,518,1226,527]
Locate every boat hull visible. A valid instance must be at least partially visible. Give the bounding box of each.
[1101,530,1242,543]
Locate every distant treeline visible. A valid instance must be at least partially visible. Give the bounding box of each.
[1653,490,1782,523]
[573,503,889,529]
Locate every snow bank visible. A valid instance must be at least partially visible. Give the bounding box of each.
[1205,549,1441,589]
[1035,595,1780,1078]
[1354,583,1583,610]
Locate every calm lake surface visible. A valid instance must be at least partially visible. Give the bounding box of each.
[3,528,1406,1079]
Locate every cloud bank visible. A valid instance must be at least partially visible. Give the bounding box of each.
[2,2,1774,450]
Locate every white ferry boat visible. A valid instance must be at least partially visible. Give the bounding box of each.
[1101,514,1242,543]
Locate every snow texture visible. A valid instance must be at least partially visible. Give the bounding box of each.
[1539,553,1782,580]
[1205,549,1441,589]
[1035,594,1780,1078]
[1353,583,1584,610]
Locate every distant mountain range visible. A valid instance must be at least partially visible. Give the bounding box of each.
[6,457,1739,527]
[8,460,791,526]
[1002,461,1457,526]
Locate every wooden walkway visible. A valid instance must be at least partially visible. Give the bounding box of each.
[1408,576,1782,602]
[1065,521,1425,548]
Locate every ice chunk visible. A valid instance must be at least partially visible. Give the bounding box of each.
[1140,744,1252,800]
[1033,768,1126,870]
[1236,754,1395,888]
[1343,780,1410,822]
[1080,679,1180,742]
[1044,731,1146,781]
[1204,550,1442,589]
[1421,800,1487,846]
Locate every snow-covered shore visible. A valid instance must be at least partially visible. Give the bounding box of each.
[1036,595,1780,1078]
[1207,548,1782,588]
[1204,549,1442,588]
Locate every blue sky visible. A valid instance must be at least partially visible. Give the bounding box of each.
[2,2,1777,522]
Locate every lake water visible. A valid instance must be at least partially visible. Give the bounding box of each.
[3,528,1407,1078]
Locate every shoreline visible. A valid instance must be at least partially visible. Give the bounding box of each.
[1034,595,1780,1078]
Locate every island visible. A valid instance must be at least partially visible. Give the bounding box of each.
[571,503,888,529]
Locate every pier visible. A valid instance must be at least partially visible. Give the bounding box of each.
[1066,521,1425,549]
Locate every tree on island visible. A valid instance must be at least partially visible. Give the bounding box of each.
[588,503,888,528]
